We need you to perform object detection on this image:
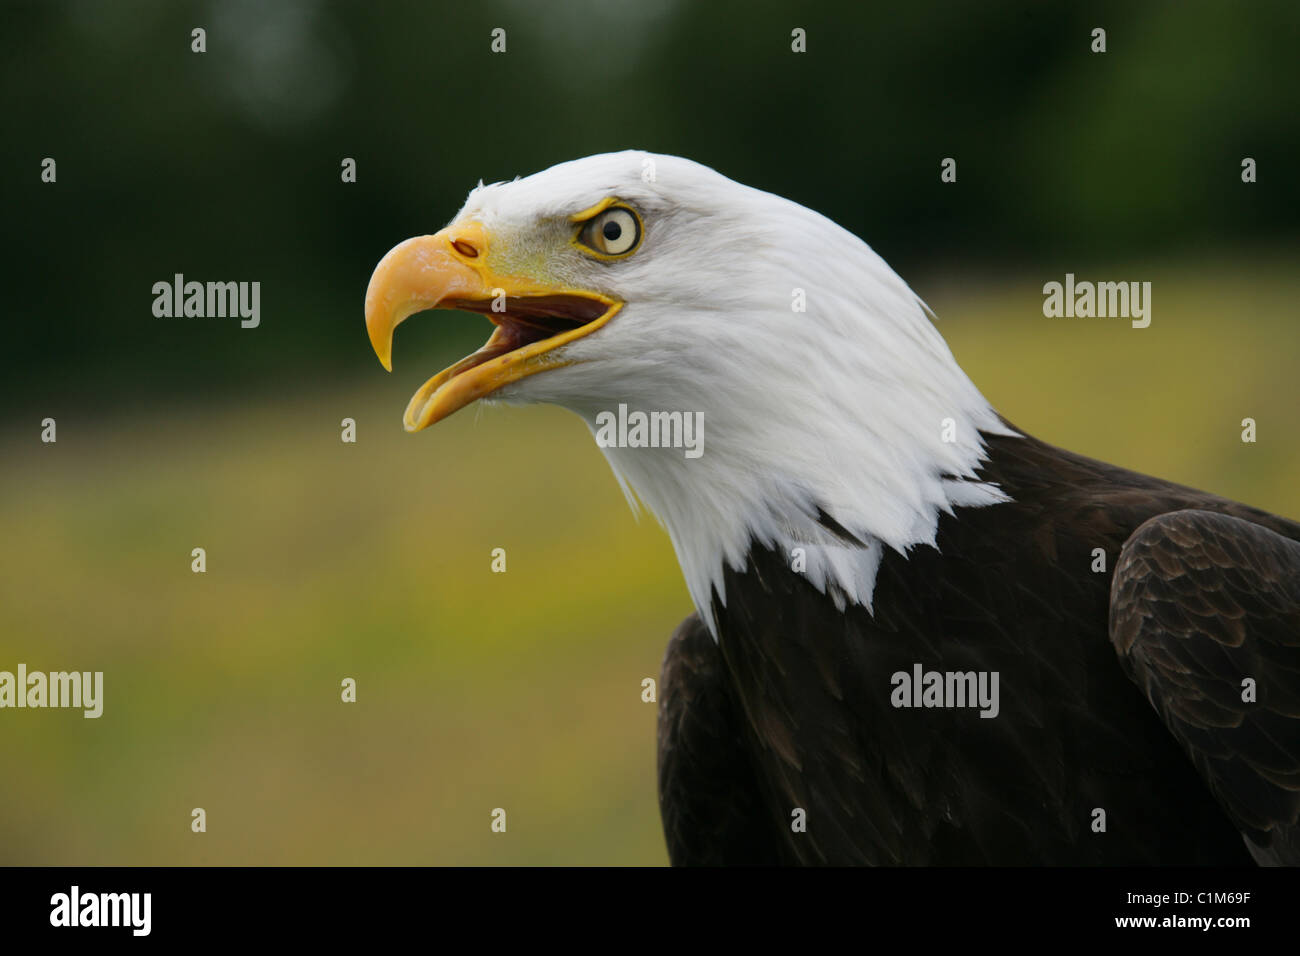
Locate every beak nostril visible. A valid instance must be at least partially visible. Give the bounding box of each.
[451,238,479,258]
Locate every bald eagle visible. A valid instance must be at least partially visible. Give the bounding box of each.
[364,151,1300,865]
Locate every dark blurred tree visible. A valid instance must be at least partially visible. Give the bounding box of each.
[3,0,1295,406]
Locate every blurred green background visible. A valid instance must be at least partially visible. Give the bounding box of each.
[1,0,1296,864]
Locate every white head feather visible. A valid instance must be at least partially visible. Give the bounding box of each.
[452,151,1016,632]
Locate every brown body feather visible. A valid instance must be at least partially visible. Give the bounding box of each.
[658,429,1300,864]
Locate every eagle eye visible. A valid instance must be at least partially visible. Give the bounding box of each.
[576,205,642,258]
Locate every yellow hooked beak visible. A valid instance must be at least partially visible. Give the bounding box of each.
[364,220,621,431]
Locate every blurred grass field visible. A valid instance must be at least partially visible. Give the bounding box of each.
[0,253,1296,865]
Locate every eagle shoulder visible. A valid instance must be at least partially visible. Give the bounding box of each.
[1109,508,1300,864]
[656,612,782,865]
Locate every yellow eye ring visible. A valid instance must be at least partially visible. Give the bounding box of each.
[574,203,643,259]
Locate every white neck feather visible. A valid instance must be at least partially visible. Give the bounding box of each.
[584,235,1011,632]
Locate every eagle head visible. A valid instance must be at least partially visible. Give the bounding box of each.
[364,151,1013,622]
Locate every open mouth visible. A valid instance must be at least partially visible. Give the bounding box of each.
[364,226,622,431]
[400,293,620,432]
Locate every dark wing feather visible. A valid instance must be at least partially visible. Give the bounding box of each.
[1109,509,1300,864]
[657,613,783,865]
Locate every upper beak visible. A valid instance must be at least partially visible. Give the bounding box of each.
[364,222,619,431]
[365,221,501,374]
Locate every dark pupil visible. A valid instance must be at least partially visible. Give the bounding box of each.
[602,220,622,242]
